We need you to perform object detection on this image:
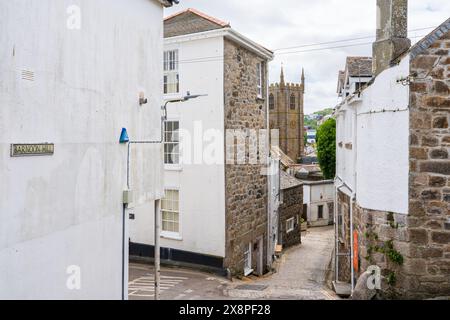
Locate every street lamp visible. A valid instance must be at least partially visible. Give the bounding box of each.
[122,92,206,301]
[154,92,206,301]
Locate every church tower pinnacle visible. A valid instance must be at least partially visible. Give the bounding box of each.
[280,65,285,87]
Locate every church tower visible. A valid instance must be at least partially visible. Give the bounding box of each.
[269,66,305,162]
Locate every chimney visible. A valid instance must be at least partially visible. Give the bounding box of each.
[372,0,411,76]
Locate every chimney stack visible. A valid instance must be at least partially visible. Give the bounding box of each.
[372,0,411,76]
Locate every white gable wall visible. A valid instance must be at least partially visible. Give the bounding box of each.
[356,56,410,214]
[0,0,165,299]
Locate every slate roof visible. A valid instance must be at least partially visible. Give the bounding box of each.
[164,8,230,37]
[280,170,303,190]
[345,57,373,77]
[409,17,450,60]
[271,146,295,169]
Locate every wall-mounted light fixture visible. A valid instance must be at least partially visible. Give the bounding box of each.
[119,128,129,144]
[139,92,148,106]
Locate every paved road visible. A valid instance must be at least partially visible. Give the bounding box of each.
[128,263,229,300]
[129,226,338,300]
[226,226,339,300]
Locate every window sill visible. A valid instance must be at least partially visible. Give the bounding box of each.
[164,93,182,100]
[256,96,265,102]
[164,165,183,172]
[161,232,183,241]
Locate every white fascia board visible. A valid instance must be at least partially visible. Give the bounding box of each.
[164,28,274,61]
[225,29,274,61]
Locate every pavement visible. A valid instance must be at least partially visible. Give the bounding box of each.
[129,226,339,300]
[128,263,230,300]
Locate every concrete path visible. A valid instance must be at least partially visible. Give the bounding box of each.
[226,226,339,300]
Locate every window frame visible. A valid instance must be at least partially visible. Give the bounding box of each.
[163,119,181,169]
[269,93,275,110]
[161,188,182,240]
[290,94,296,110]
[256,62,263,98]
[164,49,180,96]
[286,217,295,233]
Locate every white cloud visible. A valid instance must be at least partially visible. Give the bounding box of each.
[166,0,450,114]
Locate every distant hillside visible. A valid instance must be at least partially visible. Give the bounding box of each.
[304,108,334,130]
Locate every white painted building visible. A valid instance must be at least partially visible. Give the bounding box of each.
[336,56,410,214]
[129,8,275,275]
[0,0,175,300]
[306,130,317,144]
[303,181,335,227]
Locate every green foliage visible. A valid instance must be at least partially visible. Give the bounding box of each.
[387,271,397,286]
[316,118,336,179]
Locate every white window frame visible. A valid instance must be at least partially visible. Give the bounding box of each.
[161,188,182,240]
[164,49,180,96]
[244,243,253,276]
[286,218,295,233]
[164,119,181,169]
[256,62,263,98]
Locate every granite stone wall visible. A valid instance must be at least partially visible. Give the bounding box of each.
[223,39,269,276]
[279,186,303,249]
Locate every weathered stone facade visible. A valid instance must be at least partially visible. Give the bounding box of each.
[279,185,303,249]
[339,26,450,299]
[223,39,270,276]
[406,28,450,298]
[269,69,305,163]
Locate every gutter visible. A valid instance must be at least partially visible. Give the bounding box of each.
[164,28,274,61]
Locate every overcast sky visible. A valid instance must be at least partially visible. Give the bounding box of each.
[166,1,450,114]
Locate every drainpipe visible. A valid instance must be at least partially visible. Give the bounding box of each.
[123,93,205,300]
[334,179,345,282]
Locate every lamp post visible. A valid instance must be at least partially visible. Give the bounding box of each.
[154,92,206,301]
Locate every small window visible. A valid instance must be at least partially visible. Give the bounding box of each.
[286,218,295,233]
[161,190,180,236]
[290,94,296,110]
[256,62,263,98]
[164,50,179,94]
[318,205,324,219]
[269,94,275,110]
[164,120,180,165]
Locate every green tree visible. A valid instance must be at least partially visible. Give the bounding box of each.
[316,118,336,180]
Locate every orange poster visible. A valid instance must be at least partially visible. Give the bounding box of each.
[353,230,359,272]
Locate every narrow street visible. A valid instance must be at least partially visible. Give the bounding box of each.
[129,226,338,300]
[226,226,338,300]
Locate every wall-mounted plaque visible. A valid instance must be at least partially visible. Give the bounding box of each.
[10,143,54,157]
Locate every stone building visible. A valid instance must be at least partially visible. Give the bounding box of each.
[279,171,303,249]
[335,0,450,299]
[130,8,276,278]
[269,68,305,163]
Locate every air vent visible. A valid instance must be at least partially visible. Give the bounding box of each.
[21,70,34,81]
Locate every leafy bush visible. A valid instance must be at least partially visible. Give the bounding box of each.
[316,118,336,180]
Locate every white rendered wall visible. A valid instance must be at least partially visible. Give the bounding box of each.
[355,57,410,214]
[304,183,335,226]
[0,0,164,299]
[130,35,226,258]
